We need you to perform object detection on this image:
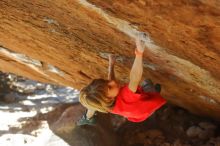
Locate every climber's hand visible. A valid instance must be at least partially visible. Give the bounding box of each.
[109,54,116,65]
[135,33,146,53]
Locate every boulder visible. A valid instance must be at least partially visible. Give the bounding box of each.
[0,0,219,120]
[50,104,119,146]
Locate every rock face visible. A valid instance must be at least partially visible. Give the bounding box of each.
[50,105,119,146]
[119,105,220,146]
[0,0,219,119]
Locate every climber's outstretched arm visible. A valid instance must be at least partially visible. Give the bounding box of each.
[108,54,116,80]
[128,38,145,92]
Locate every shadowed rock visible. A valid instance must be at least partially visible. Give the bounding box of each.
[50,104,119,146]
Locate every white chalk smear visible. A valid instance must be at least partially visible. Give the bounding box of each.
[0,47,65,82]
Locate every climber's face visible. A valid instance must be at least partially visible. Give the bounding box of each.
[107,80,120,99]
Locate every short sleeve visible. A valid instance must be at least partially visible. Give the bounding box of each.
[119,85,142,103]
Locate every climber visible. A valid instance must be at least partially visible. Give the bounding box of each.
[78,33,166,125]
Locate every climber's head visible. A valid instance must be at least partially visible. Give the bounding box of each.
[79,79,120,113]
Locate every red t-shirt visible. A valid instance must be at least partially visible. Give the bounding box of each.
[110,84,166,122]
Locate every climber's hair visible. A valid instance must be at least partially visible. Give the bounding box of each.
[79,79,114,113]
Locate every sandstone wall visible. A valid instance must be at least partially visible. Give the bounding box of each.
[0,0,219,119]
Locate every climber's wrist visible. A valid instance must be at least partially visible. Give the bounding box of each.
[135,49,143,57]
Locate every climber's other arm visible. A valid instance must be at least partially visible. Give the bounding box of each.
[108,54,116,80]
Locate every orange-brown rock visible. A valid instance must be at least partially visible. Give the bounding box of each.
[0,0,219,120]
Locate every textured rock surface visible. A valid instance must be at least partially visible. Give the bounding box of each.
[118,105,220,146]
[50,105,118,146]
[0,0,220,120]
